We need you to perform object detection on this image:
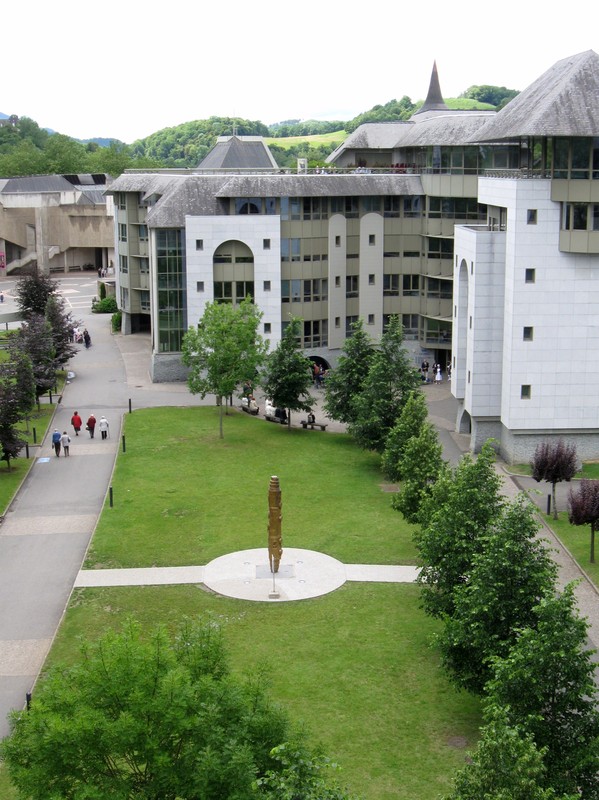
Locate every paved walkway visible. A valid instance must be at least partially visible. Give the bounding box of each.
[0,275,597,736]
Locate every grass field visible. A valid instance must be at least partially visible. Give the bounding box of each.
[264,130,347,149]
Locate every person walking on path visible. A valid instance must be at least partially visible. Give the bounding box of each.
[83,329,91,349]
[71,411,82,436]
[60,431,71,457]
[98,416,109,440]
[86,414,97,439]
[51,429,62,457]
[434,365,442,385]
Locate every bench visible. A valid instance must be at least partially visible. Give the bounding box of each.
[265,415,284,423]
[300,421,328,431]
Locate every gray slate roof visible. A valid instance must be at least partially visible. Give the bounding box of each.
[472,49,599,141]
[197,136,278,170]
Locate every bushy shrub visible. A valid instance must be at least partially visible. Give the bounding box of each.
[111,310,122,333]
[92,297,118,314]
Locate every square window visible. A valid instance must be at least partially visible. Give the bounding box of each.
[196,239,203,250]
[523,326,533,341]
[263,280,271,291]
[264,322,271,334]
[521,384,531,399]
[367,314,375,324]
[525,268,536,283]
[368,273,375,285]
[527,209,537,224]
[196,281,204,292]
[369,234,375,245]
[263,238,271,250]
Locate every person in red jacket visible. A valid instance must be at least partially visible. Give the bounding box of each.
[71,411,82,436]
[86,414,97,439]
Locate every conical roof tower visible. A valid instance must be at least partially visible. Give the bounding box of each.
[413,62,449,115]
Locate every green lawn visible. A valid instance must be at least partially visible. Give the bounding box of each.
[86,406,417,569]
[264,130,347,149]
[541,511,599,585]
[47,583,481,800]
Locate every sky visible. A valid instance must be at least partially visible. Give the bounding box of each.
[2,0,597,144]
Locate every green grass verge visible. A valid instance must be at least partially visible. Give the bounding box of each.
[86,406,418,569]
[47,583,481,800]
[505,462,599,480]
[0,458,33,515]
[264,130,347,149]
[542,511,599,586]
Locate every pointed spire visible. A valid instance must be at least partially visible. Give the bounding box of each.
[414,61,449,115]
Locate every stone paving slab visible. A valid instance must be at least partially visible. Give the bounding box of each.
[1,514,97,536]
[0,639,53,677]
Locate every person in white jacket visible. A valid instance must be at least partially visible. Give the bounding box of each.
[98,416,110,440]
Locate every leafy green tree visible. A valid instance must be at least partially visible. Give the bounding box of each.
[345,96,416,133]
[348,315,420,453]
[391,422,444,523]
[42,133,89,174]
[10,315,57,397]
[260,317,314,429]
[459,84,519,107]
[444,705,574,800]
[414,441,504,619]
[323,318,373,425]
[1,349,35,433]
[0,376,27,470]
[181,298,267,439]
[530,439,577,520]
[488,585,599,799]
[438,496,558,694]
[15,271,60,319]
[0,139,47,177]
[381,390,428,481]
[45,293,79,368]
[568,479,599,563]
[1,616,299,800]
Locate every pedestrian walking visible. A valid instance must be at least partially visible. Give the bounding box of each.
[61,431,71,457]
[83,329,91,349]
[434,366,442,385]
[99,416,109,440]
[71,411,82,436]
[86,413,96,438]
[51,429,62,457]
[0,291,4,303]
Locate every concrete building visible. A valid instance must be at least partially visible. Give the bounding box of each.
[0,174,115,276]
[107,51,599,462]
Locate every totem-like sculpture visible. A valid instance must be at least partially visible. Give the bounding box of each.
[267,475,283,573]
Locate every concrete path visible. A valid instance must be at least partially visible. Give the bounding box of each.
[0,274,597,737]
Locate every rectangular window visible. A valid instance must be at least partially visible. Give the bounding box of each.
[345,275,359,298]
[138,224,148,241]
[139,258,149,274]
[335,235,341,247]
[119,223,127,242]
[263,280,271,291]
[345,315,358,337]
[335,317,340,328]
[403,196,422,218]
[119,254,128,273]
[402,314,419,340]
[117,193,126,210]
[525,268,536,283]
[527,209,537,224]
[263,238,270,250]
[403,274,420,296]
[140,290,150,312]
[367,314,375,325]
[196,239,203,250]
[384,197,400,218]
[196,281,204,292]
[523,326,534,341]
[264,322,271,334]
[521,384,531,399]
[363,196,381,213]
[214,281,233,303]
[368,234,376,246]
[383,274,399,296]
[335,276,340,288]
[368,273,375,285]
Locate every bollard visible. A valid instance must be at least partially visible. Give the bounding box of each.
[547,494,551,515]
[129,398,132,414]
[32,427,37,444]
[49,391,52,404]
[109,487,114,508]
[122,435,126,453]
[25,443,29,459]
[26,692,31,711]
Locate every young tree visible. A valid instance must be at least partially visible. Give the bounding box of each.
[181,298,267,439]
[1,349,35,432]
[444,705,574,800]
[487,585,599,799]
[14,271,59,319]
[348,315,421,452]
[414,441,504,619]
[45,292,79,368]
[260,317,314,429]
[568,479,599,563]
[438,496,558,694]
[0,378,27,470]
[381,390,429,481]
[323,317,373,425]
[10,315,56,397]
[530,439,577,520]
[1,616,306,800]
[391,422,444,523]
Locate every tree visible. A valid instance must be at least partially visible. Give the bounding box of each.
[45,293,79,368]
[391,422,444,523]
[260,317,314,430]
[181,299,267,439]
[348,315,421,452]
[414,441,504,619]
[1,349,35,433]
[15,271,59,319]
[487,585,599,798]
[2,616,332,800]
[459,84,520,108]
[10,315,57,397]
[444,705,574,800]
[530,439,577,520]
[381,390,429,481]
[568,479,599,563]
[323,318,373,425]
[438,496,558,694]
[0,377,27,470]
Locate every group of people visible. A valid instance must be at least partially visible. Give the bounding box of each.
[71,327,91,348]
[51,429,71,457]
[313,363,328,388]
[70,411,110,440]
[421,360,450,385]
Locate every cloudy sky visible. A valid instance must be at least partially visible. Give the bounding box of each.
[3,0,596,143]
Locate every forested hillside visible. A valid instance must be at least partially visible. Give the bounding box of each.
[0,83,514,177]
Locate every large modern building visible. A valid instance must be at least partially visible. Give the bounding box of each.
[107,50,599,462]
